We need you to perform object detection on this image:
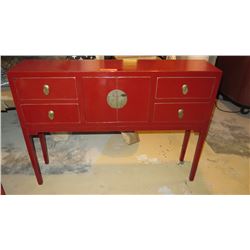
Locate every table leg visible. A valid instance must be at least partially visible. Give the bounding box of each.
[23,133,43,185]
[189,131,207,181]
[1,184,5,195]
[38,133,49,164]
[179,130,191,162]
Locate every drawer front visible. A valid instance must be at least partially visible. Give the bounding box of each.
[156,77,215,99]
[15,77,77,100]
[21,104,80,124]
[153,103,211,123]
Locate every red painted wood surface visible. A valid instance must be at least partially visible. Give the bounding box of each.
[8,59,221,74]
[23,133,43,185]
[7,59,222,184]
[15,77,77,100]
[38,133,49,164]
[179,130,191,162]
[153,103,210,123]
[82,77,116,122]
[156,77,215,99]
[189,131,207,181]
[82,77,151,123]
[116,77,151,122]
[21,104,80,124]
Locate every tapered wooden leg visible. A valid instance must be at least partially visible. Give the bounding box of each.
[179,130,191,162]
[1,184,5,195]
[23,133,43,185]
[38,133,49,164]
[189,131,207,181]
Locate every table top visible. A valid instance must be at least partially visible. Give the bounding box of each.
[9,59,221,74]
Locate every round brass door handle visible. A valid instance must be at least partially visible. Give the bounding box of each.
[48,110,55,120]
[43,84,50,95]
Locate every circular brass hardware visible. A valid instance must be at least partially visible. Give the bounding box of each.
[107,89,128,109]
[43,84,50,95]
[182,84,188,95]
[48,110,55,120]
[178,109,184,119]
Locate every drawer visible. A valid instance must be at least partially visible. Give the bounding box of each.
[15,77,77,100]
[153,103,211,123]
[156,77,215,99]
[21,104,80,124]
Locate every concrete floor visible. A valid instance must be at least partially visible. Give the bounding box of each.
[1,100,249,194]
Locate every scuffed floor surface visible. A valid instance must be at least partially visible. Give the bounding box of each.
[1,100,249,194]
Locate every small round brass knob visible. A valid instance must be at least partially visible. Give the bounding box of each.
[43,84,50,95]
[178,109,184,119]
[48,110,54,120]
[182,84,188,95]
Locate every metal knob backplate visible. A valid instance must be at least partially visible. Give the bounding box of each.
[178,109,184,119]
[48,110,55,120]
[182,84,188,95]
[107,89,127,109]
[43,84,50,95]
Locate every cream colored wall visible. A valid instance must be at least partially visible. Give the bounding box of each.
[177,55,209,61]
[177,56,217,65]
[97,55,217,65]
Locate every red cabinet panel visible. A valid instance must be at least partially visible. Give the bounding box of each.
[15,77,77,100]
[156,77,215,99]
[117,77,151,122]
[82,77,116,123]
[81,77,151,123]
[21,104,80,124]
[153,103,210,123]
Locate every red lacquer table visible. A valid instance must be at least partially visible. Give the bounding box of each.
[8,59,222,185]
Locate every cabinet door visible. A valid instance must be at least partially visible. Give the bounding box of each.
[117,77,151,122]
[82,77,116,123]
